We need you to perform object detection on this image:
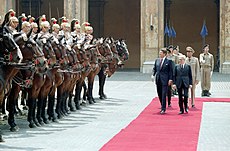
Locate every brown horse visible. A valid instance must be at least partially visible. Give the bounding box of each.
[6,36,47,132]
[0,27,23,142]
[25,36,54,128]
[47,38,69,122]
[36,36,58,125]
[98,38,129,99]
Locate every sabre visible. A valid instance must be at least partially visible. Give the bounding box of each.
[49,2,52,20]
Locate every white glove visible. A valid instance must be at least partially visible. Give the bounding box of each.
[172,84,177,90]
[42,38,47,44]
[151,75,155,82]
[210,71,213,77]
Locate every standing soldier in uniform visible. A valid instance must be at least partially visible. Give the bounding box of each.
[166,46,177,107]
[199,44,214,97]
[185,46,200,107]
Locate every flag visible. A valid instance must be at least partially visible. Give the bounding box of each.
[200,21,208,38]
[171,26,176,38]
[168,26,172,37]
[164,24,169,36]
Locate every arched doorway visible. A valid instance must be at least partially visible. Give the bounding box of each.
[164,0,219,71]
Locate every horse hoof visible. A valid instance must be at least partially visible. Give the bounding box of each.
[70,107,76,112]
[35,122,41,127]
[43,119,50,124]
[29,123,36,128]
[99,96,105,100]
[75,105,82,110]
[88,99,94,104]
[0,136,4,142]
[57,114,64,119]
[10,126,20,132]
[39,121,45,126]
[52,118,59,123]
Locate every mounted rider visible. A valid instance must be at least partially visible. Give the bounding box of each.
[59,17,73,50]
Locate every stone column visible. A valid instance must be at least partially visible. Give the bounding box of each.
[63,0,88,23]
[220,0,230,74]
[141,0,164,73]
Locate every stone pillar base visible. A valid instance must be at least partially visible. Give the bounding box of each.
[221,62,230,74]
[142,61,155,73]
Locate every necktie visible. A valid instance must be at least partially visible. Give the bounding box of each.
[181,64,183,69]
[160,59,163,68]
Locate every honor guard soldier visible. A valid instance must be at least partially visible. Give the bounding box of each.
[59,17,73,50]
[185,46,200,108]
[199,44,214,97]
[21,21,31,35]
[71,19,84,42]
[18,13,27,31]
[30,22,38,38]
[52,23,60,38]
[37,15,51,40]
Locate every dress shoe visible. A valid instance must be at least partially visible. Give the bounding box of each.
[192,105,195,108]
[178,111,184,114]
[185,108,189,113]
[160,110,165,114]
[168,104,171,107]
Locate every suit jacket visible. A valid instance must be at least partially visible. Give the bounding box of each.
[173,64,193,88]
[153,57,173,86]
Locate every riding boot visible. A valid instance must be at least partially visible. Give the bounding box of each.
[68,95,76,112]
[74,92,82,110]
[56,94,64,119]
[36,98,44,125]
[7,99,19,132]
[47,95,55,120]
[41,97,49,124]
[27,99,36,128]
[0,134,4,142]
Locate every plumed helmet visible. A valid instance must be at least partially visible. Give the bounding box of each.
[2,9,16,27]
[59,16,68,28]
[9,16,18,23]
[31,22,38,28]
[52,23,60,30]
[81,21,91,33]
[27,15,35,23]
[21,21,30,29]
[50,18,58,25]
[71,18,80,31]
[40,21,50,28]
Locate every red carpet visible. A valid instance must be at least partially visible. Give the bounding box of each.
[100,97,230,151]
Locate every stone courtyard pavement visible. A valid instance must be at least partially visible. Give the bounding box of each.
[0,71,230,151]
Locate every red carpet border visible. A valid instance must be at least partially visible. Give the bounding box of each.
[100,98,230,151]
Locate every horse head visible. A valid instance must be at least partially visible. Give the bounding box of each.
[115,39,129,61]
[0,27,23,63]
[37,35,57,68]
[51,37,68,68]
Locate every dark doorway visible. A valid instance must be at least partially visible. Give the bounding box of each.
[164,0,219,70]
[89,0,141,69]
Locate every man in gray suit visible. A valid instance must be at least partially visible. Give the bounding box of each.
[173,55,192,114]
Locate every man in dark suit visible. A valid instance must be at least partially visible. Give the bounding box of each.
[173,55,193,114]
[153,48,173,114]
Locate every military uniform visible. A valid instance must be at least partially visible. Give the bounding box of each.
[199,52,214,96]
[185,56,200,106]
